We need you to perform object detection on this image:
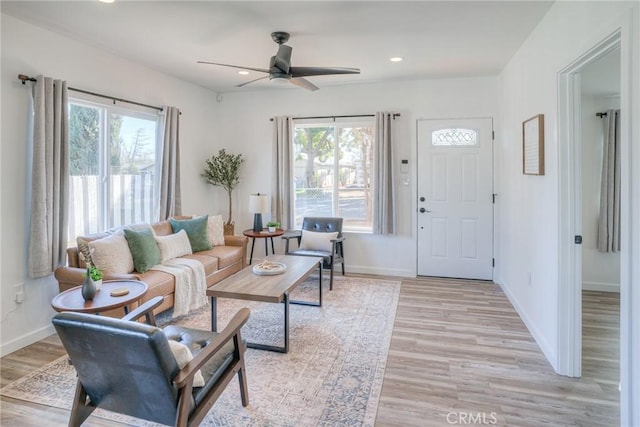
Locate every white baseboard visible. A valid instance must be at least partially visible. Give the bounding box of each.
[342,265,414,278]
[583,281,620,293]
[0,324,55,357]
[495,279,557,371]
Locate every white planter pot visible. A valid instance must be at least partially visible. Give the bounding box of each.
[268,227,276,233]
[94,279,102,291]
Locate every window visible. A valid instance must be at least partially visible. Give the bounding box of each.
[293,120,374,232]
[432,128,478,146]
[68,99,160,241]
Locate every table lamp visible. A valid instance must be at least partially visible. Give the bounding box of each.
[248,193,269,232]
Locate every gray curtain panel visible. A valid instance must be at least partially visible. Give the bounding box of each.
[597,109,621,253]
[159,106,182,219]
[28,76,69,278]
[271,116,294,230]
[373,112,396,235]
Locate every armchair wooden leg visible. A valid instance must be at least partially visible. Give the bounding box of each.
[235,334,249,407]
[69,379,95,427]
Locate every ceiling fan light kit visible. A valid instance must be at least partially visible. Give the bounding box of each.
[198,31,360,91]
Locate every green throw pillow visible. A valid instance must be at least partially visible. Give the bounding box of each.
[169,215,212,252]
[124,228,161,273]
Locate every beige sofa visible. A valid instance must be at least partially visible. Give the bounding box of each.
[54,215,247,316]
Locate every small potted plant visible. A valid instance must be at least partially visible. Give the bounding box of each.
[88,265,103,291]
[266,220,280,233]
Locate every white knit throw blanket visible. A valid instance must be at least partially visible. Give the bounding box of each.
[150,258,207,318]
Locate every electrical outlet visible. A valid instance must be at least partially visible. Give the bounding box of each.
[13,283,24,304]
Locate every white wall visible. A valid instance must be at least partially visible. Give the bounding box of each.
[0,14,220,356]
[495,0,638,376]
[581,94,621,292]
[216,77,498,275]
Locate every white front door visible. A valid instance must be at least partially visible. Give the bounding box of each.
[417,118,494,279]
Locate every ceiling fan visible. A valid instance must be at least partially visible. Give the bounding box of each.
[197,31,360,91]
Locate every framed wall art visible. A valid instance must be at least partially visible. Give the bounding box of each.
[522,114,544,175]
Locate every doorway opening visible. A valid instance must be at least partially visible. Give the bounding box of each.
[558,32,624,396]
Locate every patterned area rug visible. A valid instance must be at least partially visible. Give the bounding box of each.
[1,275,400,426]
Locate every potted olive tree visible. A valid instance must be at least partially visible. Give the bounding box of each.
[201,149,244,235]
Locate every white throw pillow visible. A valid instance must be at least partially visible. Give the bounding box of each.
[155,229,193,262]
[167,340,205,387]
[206,214,225,247]
[299,230,339,252]
[88,233,134,274]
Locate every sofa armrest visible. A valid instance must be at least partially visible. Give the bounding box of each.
[223,235,248,268]
[54,266,140,292]
[224,235,248,247]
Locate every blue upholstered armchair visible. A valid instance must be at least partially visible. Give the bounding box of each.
[52,297,250,427]
[282,217,345,290]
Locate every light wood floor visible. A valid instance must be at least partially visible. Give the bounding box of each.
[0,277,619,426]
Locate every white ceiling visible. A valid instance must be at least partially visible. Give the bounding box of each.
[1,1,554,93]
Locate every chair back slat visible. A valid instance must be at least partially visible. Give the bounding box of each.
[53,312,181,425]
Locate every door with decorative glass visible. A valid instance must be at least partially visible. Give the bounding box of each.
[417,118,493,279]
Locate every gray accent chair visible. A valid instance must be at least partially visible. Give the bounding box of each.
[282,217,345,290]
[52,296,250,427]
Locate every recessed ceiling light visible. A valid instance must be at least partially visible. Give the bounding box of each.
[98,0,115,3]
[238,71,250,75]
[389,57,403,62]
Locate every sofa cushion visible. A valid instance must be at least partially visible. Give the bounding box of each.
[205,215,225,247]
[169,216,212,252]
[198,246,243,269]
[124,227,161,273]
[88,233,134,274]
[137,270,175,297]
[181,253,219,276]
[152,221,174,237]
[155,230,192,263]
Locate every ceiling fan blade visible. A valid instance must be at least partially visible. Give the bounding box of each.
[271,45,292,74]
[289,66,360,78]
[236,76,269,88]
[197,61,269,74]
[289,77,319,92]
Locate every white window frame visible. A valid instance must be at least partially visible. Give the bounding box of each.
[68,97,161,237]
[292,118,375,233]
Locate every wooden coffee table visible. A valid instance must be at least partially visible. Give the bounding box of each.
[206,254,322,353]
[51,280,148,315]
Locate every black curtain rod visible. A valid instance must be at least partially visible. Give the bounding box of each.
[18,74,164,112]
[269,113,400,122]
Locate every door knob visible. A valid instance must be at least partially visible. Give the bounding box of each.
[419,197,426,202]
[419,207,431,213]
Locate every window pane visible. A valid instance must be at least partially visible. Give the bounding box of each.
[432,128,478,146]
[338,127,373,230]
[293,126,335,227]
[68,103,101,239]
[109,114,157,228]
[67,101,159,244]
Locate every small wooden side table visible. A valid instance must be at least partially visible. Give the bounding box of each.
[51,280,148,315]
[243,228,285,264]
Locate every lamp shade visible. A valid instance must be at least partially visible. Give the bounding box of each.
[248,194,269,213]
[248,193,269,232]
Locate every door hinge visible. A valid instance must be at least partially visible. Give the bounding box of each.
[492,130,495,140]
[492,258,495,267]
[492,194,497,204]
[575,235,582,244]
